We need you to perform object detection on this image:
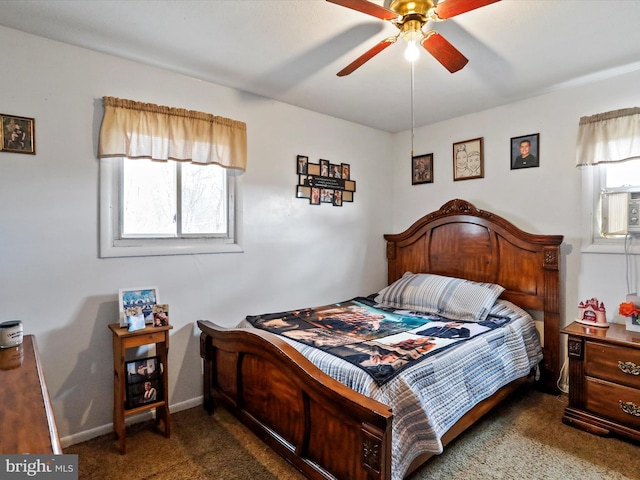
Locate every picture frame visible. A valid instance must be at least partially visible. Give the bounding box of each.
[1,114,36,154]
[511,133,539,170]
[296,155,308,174]
[152,304,170,327]
[453,137,483,181]
[341,163,350,180]
[626,315,640,333]
[411,153,433,185]
[118,286,159,327]
[125,356,162,409]
[319,159,330,177]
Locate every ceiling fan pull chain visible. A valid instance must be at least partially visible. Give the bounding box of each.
[411,59,415,158]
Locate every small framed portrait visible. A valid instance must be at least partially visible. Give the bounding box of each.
[310,187,321,205]
[125,356,162,409]
[1,114,35,154]
[333,190,343,206]
[320,188,334,203]
[626,314,640,332]
[341,163,350,180]
[118,287,159,327]
[296,155,308,174]
[411,153,433,185]
[453,138,483,181]
[152,304,170,327]
[511,133,539,170]
[319,159,330,177]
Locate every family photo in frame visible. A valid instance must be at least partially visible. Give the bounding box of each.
[453,137,484,181]
[511,133,539,169]
[118,286,159,327]
[411,153,433,185]
[125,356,162,409]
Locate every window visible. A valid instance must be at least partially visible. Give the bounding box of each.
[595,161,640,238]
[577,108,640,253]
[97,96,247,258]
[100,157,241,258]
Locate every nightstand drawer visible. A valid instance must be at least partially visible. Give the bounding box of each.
[585,342,640,389]
[585,377,640,430]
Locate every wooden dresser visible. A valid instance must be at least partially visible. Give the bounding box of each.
[562,321,640,442]
[0,335,62,453]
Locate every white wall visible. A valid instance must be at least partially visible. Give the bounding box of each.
[389,67,640,336]
[0,26,392,444]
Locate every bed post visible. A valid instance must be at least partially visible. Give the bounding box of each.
[541,245,561,394]
[199,332,215,414]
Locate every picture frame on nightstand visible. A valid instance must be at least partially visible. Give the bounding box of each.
[626,315,640,332]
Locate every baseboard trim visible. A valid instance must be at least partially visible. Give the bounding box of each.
[60,396,204,448]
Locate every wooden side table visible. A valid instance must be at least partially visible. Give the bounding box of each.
[561,321,640,442]
[108,324,172,454]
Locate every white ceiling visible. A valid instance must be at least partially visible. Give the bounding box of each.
[2,0,640,133]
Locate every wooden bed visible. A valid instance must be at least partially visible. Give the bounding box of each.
[198,199,563,480]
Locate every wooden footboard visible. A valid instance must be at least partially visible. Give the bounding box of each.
[197,320,393,480]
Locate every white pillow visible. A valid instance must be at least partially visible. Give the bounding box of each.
[375,272,505,322]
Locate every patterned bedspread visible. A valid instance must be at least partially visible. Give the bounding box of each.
[240,299,542,480]
[245,296,512,385]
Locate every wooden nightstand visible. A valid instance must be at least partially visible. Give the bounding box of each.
[109,324,172,454]
[561,321,640,442]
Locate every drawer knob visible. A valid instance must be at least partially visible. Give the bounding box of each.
[619,400,640,417]
[618,361,640,376]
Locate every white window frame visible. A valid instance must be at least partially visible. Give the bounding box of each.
[581,163,640,255]
[99,157,243,258]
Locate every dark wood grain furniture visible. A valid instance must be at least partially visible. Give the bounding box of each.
[198,199,564,480]
[562,321,640,442]
[109,324,172,454]
[0,335,62,454]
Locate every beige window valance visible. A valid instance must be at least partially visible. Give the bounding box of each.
[98,96,247,172]
[576,107,640,167]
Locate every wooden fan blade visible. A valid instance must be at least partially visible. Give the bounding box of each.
[337,38,396,76]
[326,0,399,21]
[422,32,468,73]
[434,0,500,19]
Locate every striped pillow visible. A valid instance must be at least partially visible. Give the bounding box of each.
[375,272,505,322]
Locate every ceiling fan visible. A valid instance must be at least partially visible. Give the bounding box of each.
[327,0,500,76]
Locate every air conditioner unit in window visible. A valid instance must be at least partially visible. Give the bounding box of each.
[601,187,640,236]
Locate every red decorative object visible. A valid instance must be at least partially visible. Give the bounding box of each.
[576,297,609,328]
[619,301,639,318]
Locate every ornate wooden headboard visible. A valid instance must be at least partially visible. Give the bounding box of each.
[384,199,564,393]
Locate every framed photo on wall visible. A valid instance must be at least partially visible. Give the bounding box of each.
[296,155,308,174]
[411,153,433,185]
[511,133,539,169]
[453,137,483,181]
[1,114,35,154]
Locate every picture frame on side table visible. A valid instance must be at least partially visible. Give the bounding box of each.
[411,153,433,185]
[125,356,163,409]
[1,114,36,154]
[118,286,159,327]
[626,315,640,333]
[453,138,483,181]
[511,133,539,170]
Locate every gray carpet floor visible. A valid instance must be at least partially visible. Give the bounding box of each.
[65,384,639,479]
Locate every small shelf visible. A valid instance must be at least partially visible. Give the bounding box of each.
[109,323,173,454]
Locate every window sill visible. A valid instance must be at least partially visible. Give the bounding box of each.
[100,239,243,258]
[581,241,640,255]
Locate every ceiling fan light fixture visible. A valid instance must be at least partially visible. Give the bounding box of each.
[402,25,422,62]
[404,39,420,61]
